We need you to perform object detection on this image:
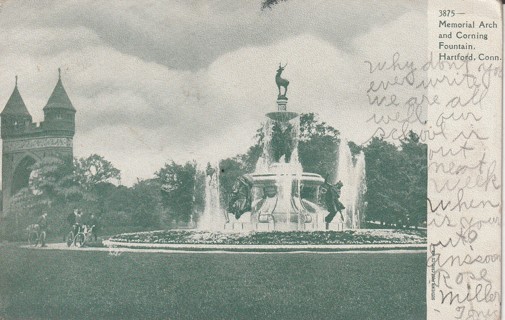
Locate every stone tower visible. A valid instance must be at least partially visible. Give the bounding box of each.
[1,69,76,213]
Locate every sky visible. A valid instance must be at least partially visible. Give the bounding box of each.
[0,0,427,185]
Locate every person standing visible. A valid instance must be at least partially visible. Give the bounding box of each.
[37,212,48,247]
[88,214,99,241]
[67,208,77,226]
[64,208,77,241]
[74,209,83,235]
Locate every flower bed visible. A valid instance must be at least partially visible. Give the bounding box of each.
[108,229,426,246]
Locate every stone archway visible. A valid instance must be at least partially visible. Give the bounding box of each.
[11,155,37,196]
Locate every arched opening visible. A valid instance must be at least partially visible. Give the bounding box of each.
[11,156,37,195]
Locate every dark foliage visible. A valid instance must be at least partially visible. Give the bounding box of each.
[261,0,288,10]
[363,131,427,228]
[157,161,202,224]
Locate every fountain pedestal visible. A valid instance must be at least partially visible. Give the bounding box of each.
[248,154,325,231]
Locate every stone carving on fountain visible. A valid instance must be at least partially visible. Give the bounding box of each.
[228,175,254,220]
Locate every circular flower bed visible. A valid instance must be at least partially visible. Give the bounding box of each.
[108,229,426,246]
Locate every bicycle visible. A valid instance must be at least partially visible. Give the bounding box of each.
[66,224,94,247]
[66,224,81,247]
[27,224,46,247]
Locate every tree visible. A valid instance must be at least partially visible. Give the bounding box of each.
[363,131,427,228]
[101,185,135,226]
[130,179,163,227]
[157,161,198,223]
[72,154,122,218]
[348,141,363,163]
[241,144,263,173]
[399,131,427,228]
[74,154,121,191]
[28,156,81,205]
[299,113,340,141]
[261,0,288,10]
[363,137,404,226]
[298,113,340,178]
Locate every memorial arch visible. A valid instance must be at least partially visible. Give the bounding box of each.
[1,70,76,214]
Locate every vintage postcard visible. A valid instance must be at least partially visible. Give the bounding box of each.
[0,0,501,319]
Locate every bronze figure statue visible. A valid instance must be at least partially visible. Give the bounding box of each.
[228,175,254,219]
[322,178,345,228]
[275,63,289,98]
[271,122,294,162]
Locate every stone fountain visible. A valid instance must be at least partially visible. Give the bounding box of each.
[199,64,365,232]
[231,95,324,231]
[221,64,329,231]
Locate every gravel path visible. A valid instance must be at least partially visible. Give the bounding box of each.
[20,241,427,255]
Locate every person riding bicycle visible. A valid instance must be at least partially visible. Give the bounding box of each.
[73,209,83,236]
[64,208,77,241]
[37,212,48,247]
[67,208,76,227]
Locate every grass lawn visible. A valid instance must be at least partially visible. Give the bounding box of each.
[0,244,426,320]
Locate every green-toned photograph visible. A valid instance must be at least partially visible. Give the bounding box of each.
[0,1,428,319]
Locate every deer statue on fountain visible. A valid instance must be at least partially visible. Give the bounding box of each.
[276,62,289,99]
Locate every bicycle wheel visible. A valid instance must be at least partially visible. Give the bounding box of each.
[75,233,85,247]
[28,232,38,246]
[66,231,74,247]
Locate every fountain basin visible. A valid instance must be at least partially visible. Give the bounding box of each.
[225,165,328,231]
[250,172,325,187]
[266,111,299,122]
